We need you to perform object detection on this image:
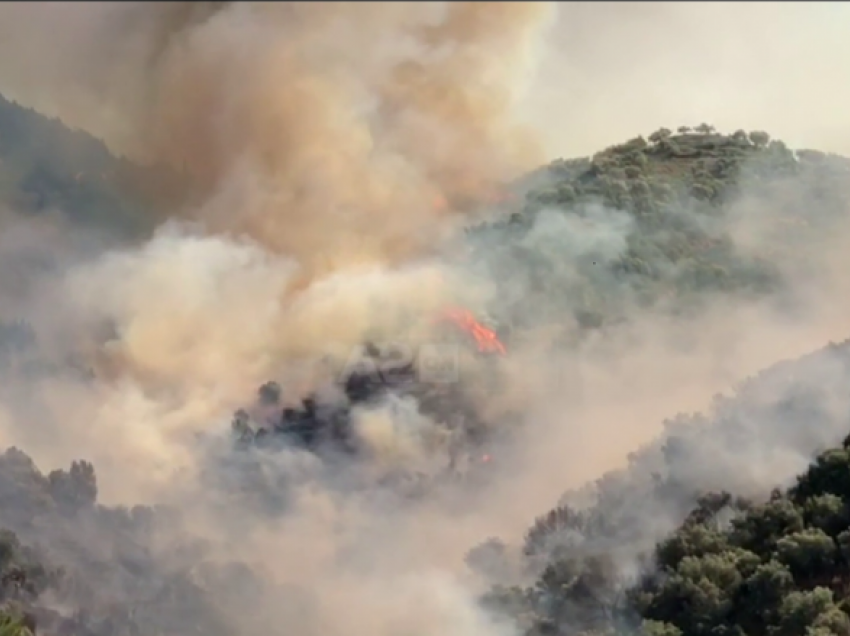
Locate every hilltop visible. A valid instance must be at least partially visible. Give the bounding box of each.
[468,125,850,339]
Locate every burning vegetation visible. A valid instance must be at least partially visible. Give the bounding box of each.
[229,306,508,482]
[436,307,507,356]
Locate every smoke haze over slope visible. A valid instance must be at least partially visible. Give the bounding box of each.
[0,3,848,636]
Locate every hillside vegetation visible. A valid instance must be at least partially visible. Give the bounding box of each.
[0,448,241,636]
[1,98,850,636]
[475,338,850,635]
[468,125,850,338]
[0,337,849,635]
[0,94,188,238]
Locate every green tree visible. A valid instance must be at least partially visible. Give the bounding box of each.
[775,529,837,582]
[649,128,672,144]
[735,560,795,631]
[47,460,97,514]
[803,494,848,537]
[749,130,771,148]
[792,448,850,503]
[773,588,849,636]
[732,129,749,143]
[729,497,805,556]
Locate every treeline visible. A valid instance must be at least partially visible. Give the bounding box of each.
[482,438,850,635]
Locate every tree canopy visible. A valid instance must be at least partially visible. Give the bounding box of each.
[465,126,850,341]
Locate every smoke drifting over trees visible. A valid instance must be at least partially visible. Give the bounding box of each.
[0,3,848,636]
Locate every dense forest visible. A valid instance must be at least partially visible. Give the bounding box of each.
[1,95,850,636]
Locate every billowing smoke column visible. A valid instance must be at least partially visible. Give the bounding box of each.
[0,3,558,496]
[0,1,554,410]
[0,7,561,636]
[0,1,554,279]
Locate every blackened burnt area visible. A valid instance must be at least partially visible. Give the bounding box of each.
[229,343,501,462]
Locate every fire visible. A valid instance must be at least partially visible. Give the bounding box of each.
[436,307,507,355]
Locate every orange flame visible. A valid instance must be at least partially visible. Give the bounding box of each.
[436,307,506,355]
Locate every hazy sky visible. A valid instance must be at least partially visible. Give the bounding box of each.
[521,2,850,159]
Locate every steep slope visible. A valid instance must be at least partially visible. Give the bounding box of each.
[467,127,850,338]
[478,338,850,635]
[0,94,189,239]
[207,126,850,518]
[0,449,238,636]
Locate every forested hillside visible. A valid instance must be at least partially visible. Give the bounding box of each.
[0,448,255,636]
[476,338,850,635]
[2,95,850,636]
[468,126,850,339]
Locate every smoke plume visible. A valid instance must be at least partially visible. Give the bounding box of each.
[0,1,551,272]
[0,4,849,636]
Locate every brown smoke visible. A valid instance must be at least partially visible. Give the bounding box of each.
[3,6,850,636]
[0,2,550,277]
[0,1,557,488]
[0,1,557,402]
[152,2,546,273]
